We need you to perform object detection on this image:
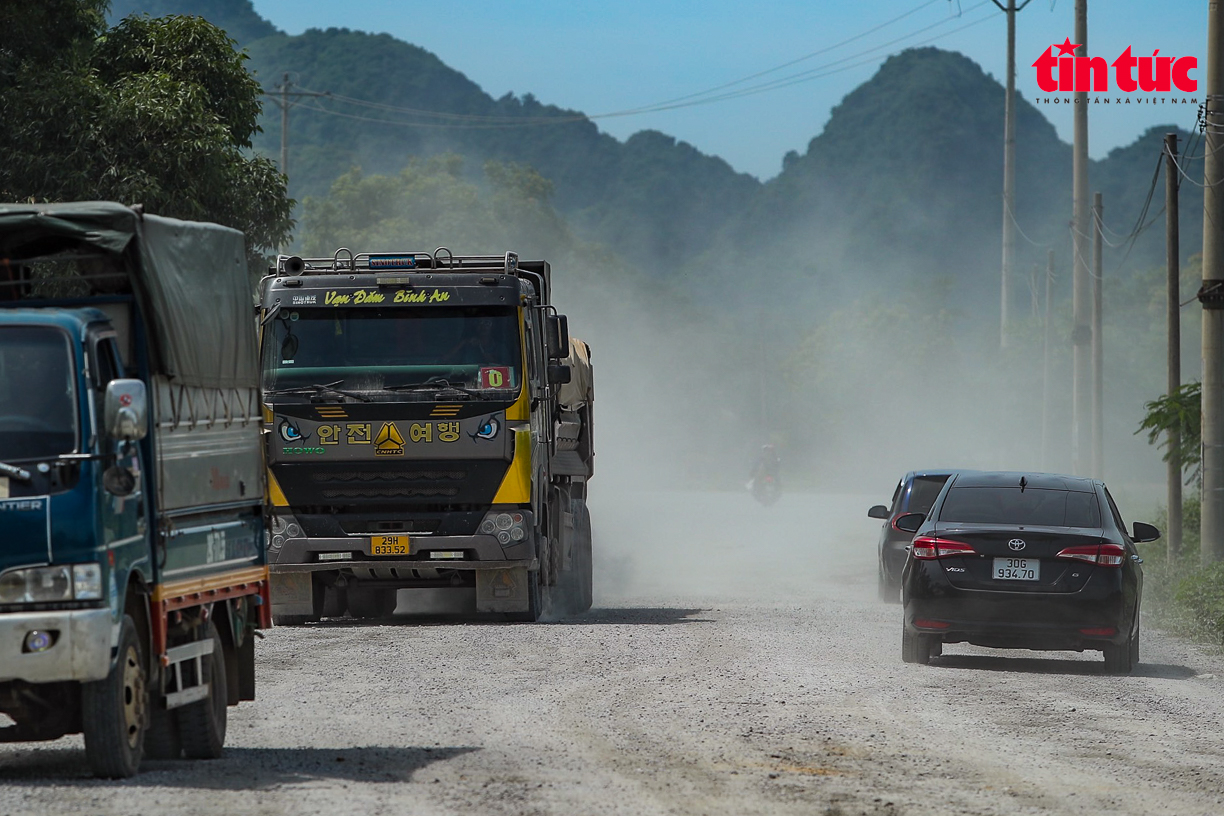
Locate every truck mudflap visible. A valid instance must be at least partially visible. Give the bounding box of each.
[0,608,113,684]
[475,567,533,613]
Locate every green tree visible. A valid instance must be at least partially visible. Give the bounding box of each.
[0,3,292,263]
[300,155,574,259]
[1137,381,1202,486]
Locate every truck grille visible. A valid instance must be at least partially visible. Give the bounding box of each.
[311,469,466,483]
[272,459,509,508]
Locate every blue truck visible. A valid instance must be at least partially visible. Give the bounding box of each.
[0,202,270,777]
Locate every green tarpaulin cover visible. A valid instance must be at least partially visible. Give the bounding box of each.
[0,201,256,389]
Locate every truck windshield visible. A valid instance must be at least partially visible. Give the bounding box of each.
[263,305,522,394]
[0,326,78,460]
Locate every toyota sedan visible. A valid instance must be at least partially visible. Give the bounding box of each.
[897,471,1154,673]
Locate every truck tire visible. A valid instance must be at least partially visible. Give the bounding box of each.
[81,614,147,778]
[347,586,397,619]
[572,502,593,614]
[144,704,182,760]
[509,569,543,622]
[176,622,227,759]
[320,577,347,618]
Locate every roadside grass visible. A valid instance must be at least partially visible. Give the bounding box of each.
[1139,497,1224,647]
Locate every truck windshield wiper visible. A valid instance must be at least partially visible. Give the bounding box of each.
[383,379,476,399]
[265,380,372,403]
[0,461,32,482]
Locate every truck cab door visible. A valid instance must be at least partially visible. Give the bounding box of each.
[91,333,145,558]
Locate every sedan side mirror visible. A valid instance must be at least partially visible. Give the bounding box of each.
[867,505,890,520]
[894,512,925,533]
[1132,521,1161,543]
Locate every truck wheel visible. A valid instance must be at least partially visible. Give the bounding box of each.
[144,704,182,760]
[81,614,147,778]
[321,584,347,618]
[572,502,593,614]
[176,622,227,759]
[347,586,396,619]
[509,570,543,622]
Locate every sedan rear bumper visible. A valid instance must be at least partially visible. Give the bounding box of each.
[904,591,1130,650]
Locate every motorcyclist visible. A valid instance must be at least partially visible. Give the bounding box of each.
[747,444,781,491]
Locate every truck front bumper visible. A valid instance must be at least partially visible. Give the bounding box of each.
[0,608,114,684]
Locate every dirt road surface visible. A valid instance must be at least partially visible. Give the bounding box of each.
[3,489,1223,815]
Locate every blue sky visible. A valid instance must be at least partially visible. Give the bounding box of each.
[250,0,1206,179]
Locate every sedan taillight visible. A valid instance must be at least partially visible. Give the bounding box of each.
[1055,542,1126,567]
[912,537,976,560]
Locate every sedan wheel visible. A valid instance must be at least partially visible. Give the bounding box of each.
[901,627,932,665]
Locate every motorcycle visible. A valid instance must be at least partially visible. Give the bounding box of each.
[749,473,781,506]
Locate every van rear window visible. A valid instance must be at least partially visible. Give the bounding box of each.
[939,487,1100,528]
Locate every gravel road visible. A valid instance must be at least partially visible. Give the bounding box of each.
[3,489,1224,816]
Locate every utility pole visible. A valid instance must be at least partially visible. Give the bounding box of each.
[264,74,329,254]
[280,72,290,184]
[1200,0,1224,566]
[1166,132,1182,561]
[1071,0,1091,476]
[1091,192,1103,478]
[1041,249,1054,470]
[992,0,1034,348]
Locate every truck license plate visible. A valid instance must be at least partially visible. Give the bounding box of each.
[368,535,410,556]
[993,557,1039,581]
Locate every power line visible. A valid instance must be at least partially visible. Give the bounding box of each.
[274,2,1001,130]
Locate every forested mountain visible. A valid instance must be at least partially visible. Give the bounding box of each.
[107,1,1201,317]
[109,0,759,270]
[703,48,1201,320]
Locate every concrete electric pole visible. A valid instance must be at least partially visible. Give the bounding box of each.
[1041,250,1054,470]
[1201,0,1224,565]
[1071,0,1092,476]
[264,74,329,254]
[1166,133,1182,561]
[1091,192,1103,478]
[992,0,1034,349]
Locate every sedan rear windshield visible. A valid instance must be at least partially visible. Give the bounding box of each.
[905,475,949,514]
[939,487,1101,528]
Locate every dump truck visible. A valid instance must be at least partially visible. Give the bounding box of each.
[260,249,594,622]
[0,202,270,777]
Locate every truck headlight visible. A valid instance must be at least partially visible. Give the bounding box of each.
[479,511,529,547]
[72,563,103,600]
[0,563,103,604]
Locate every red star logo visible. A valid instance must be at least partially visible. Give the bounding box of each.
[1055,37,1080,56]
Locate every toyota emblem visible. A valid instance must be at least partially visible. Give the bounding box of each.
[1008,538,1026,552]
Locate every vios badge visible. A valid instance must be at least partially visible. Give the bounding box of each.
[279,419,308,442]
[471,415,501,441]
[1008,538,1026,552]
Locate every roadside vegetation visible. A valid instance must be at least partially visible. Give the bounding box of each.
[1138,380,1224,646]
[0,0,293,268]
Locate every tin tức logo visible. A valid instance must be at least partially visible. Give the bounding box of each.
[1032,37,1197,94]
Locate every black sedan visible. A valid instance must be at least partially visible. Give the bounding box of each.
[868,470,955,602]
[898,471,1154,673]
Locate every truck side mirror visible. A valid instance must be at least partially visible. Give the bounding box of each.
[546,314,570,359]
[547,364,572,385]
[104,379,148,441]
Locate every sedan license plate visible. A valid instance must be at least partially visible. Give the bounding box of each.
[993,557,1039,581]
[368,535,410,556]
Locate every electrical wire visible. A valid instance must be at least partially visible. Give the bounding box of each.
[269,1,1000,128]
[1005,197,1053,248]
